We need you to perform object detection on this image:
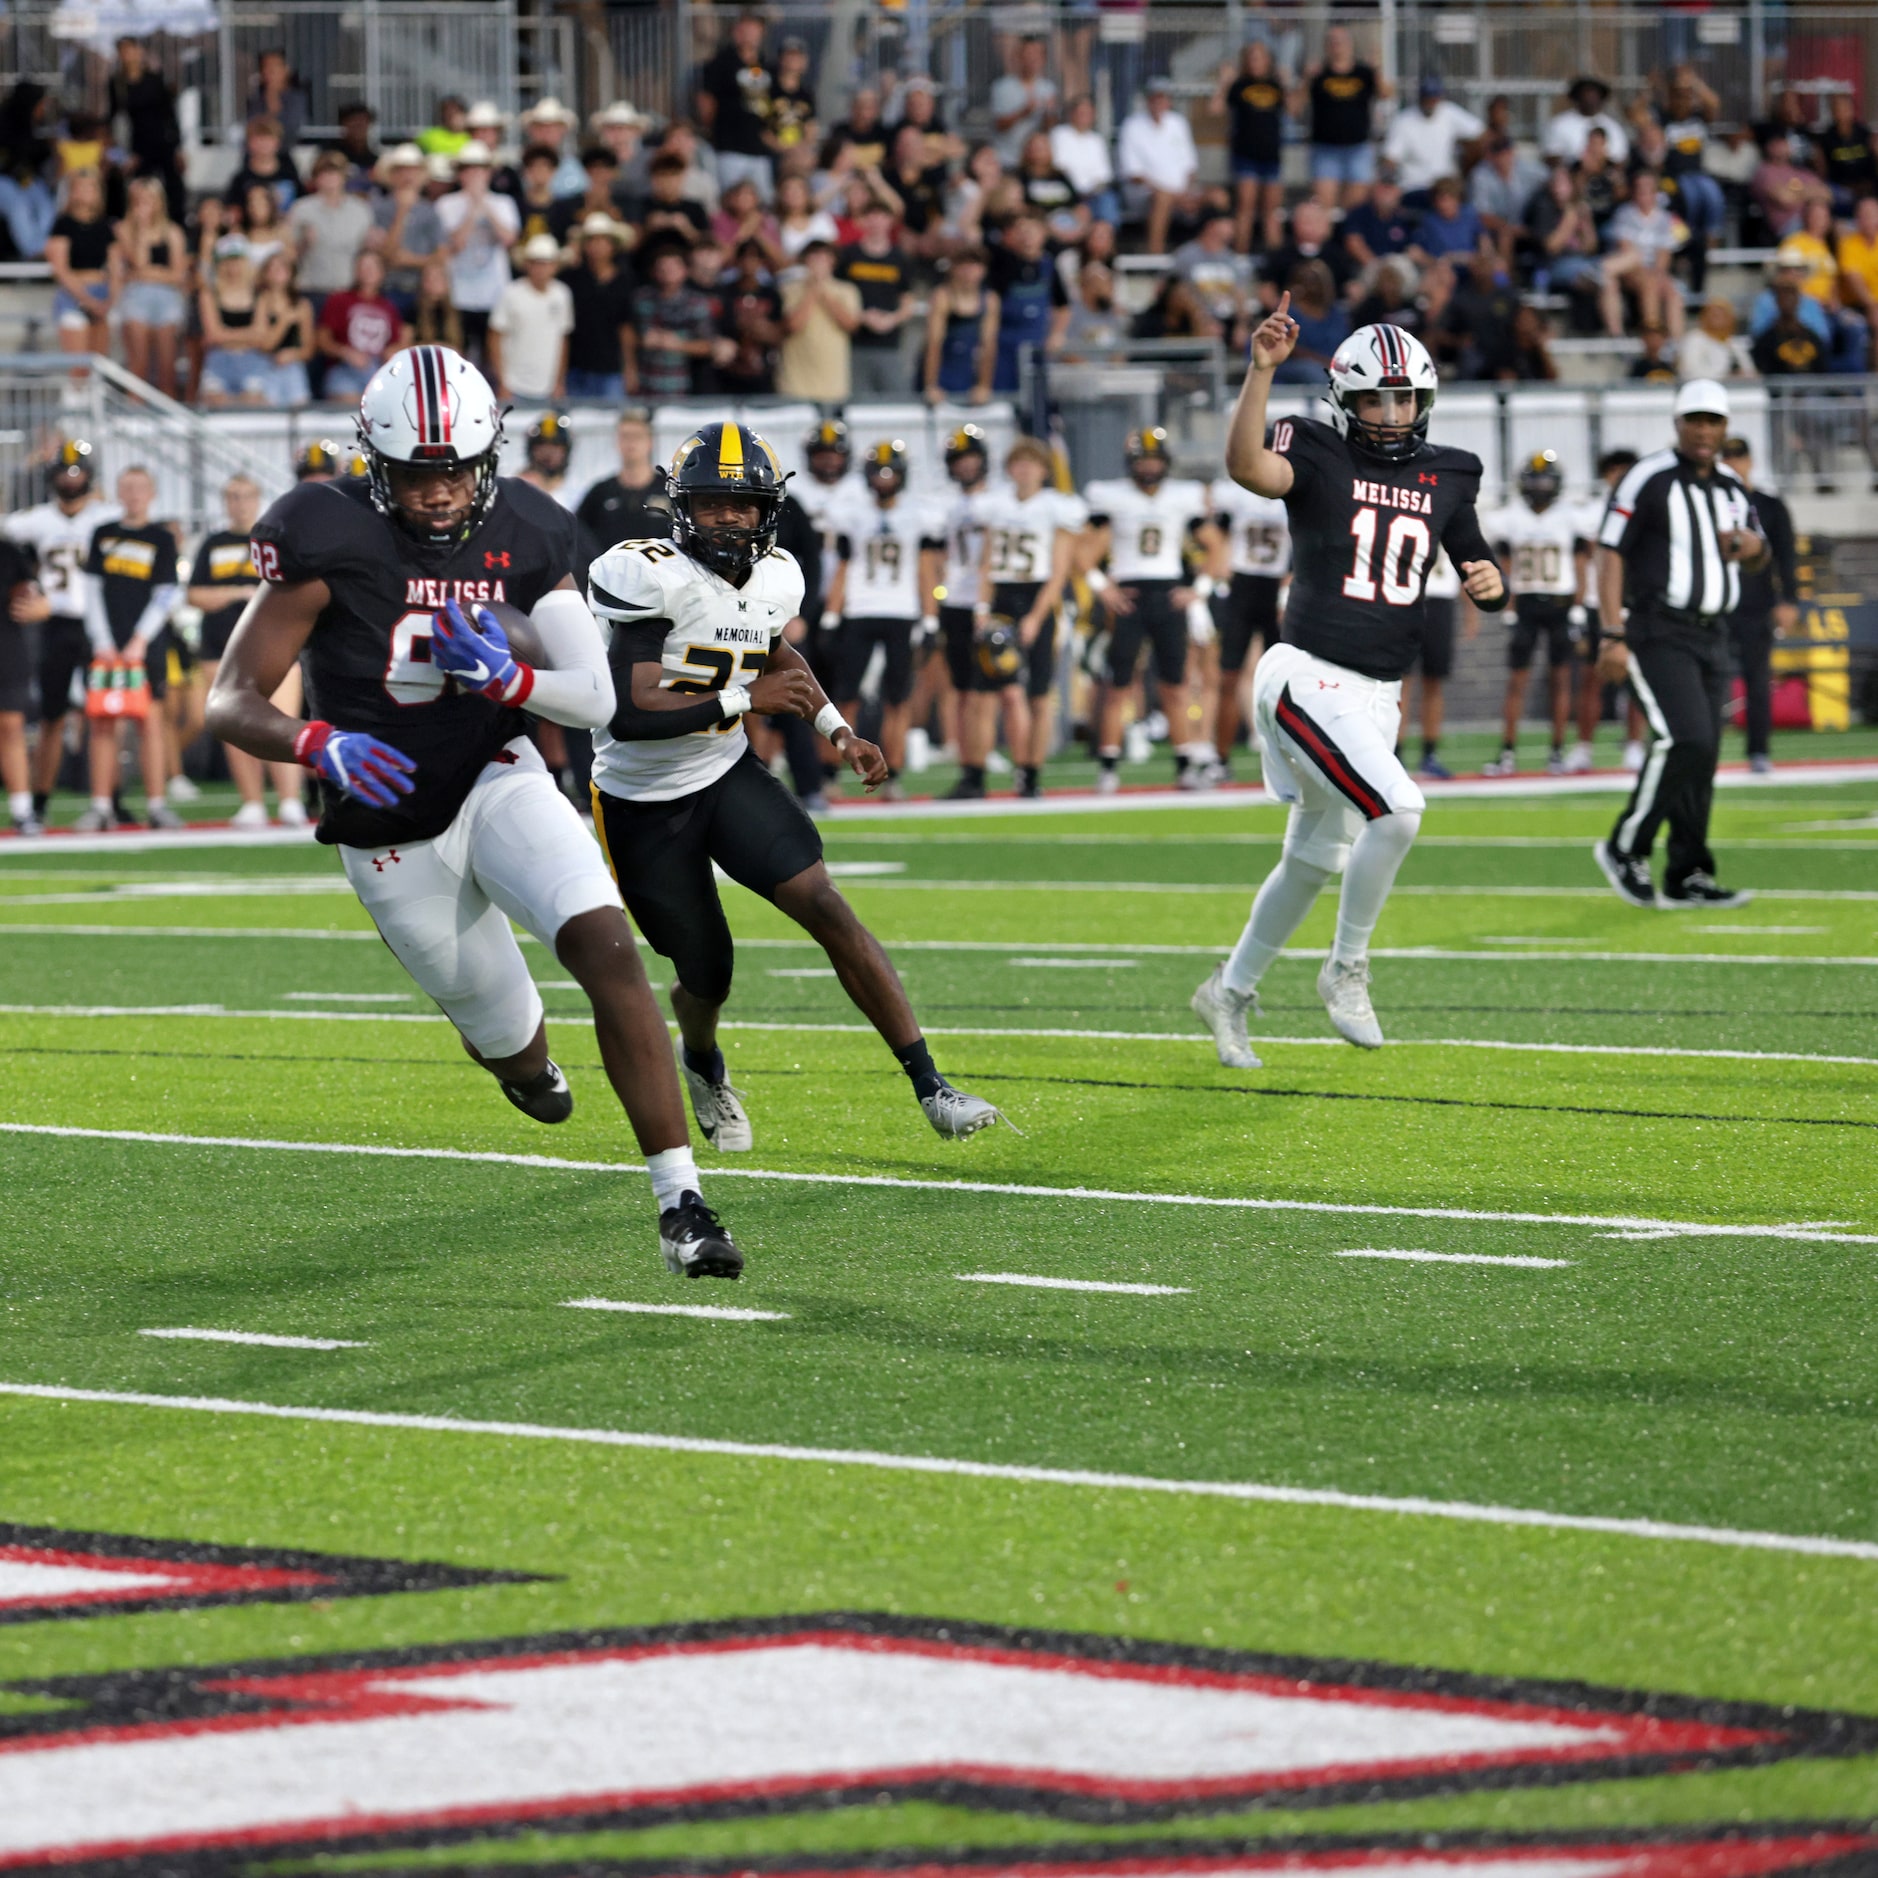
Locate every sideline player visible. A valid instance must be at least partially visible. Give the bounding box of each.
[1192,302,1507,1061]
[1482,450,1590,776]
[824,439,943,797]
[586,420,1003,1150]
[975,437,1083,798]
[5,440,118,825]
[1206,468,1290,776]
[937,424,1001,799]
[207,345,744,1280]
[1082,429,1222,792]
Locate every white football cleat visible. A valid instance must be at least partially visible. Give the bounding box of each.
[678,1043,753,1151]
[1621,739,1646,772]
[277,796,309,827]
[1190,964,1262,1069]
[1095,768,1120,795]
[921,1081,1004,1139]
[1482,748,1518,777]
[230,800,270,830]
[1318,956,1384,1048]
[1563,742,1594,774]
[165,774,201,802]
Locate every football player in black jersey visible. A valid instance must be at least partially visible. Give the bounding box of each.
[206,345,743,1280]
[1192,299,1507,1063]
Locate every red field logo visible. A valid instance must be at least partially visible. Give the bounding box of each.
[0,1523,543,1625]
[2,1615,1873,1869]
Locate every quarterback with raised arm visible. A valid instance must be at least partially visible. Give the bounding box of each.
[205,345,745,1281]
[586,420,1003,1153]
[1192,301,1507,1061]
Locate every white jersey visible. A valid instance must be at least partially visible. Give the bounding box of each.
[588,536,806,803]
[4,499,120,617]
[1423,544,1461,600]
[980,486,1086,588]
[1209,478,1291,579]
[1484,498,1585,598]
[832,491,943,621]
[938,480,1005,603]
[796,471,866,555]
[1083,477,1210,583]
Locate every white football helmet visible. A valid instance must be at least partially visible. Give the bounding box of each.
[355,344,506,543]
[1326,323,1438,462]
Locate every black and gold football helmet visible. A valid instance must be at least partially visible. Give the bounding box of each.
[48,438,94,495]
[944,422,989,486]
[1518,448,1563,511]
[1125,425,1172,488]
[668,420,790,579]
[804,417,851,482]
[863,438,909,496]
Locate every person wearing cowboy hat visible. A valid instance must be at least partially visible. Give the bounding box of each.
[488,232,574,405]
[436,141,520,364]
[562,212,636,401]
[520,97,586,196]
[370,143,443,313]
[1543,74,1630,165]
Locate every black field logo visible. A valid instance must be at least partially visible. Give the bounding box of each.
[2,1613,1875,1870]
[0,1522,545,1624]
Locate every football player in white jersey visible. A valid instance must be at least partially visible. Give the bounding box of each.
[588,421,1003,1152]
[1483,450,1592,776]
[3,440,119,824]
[972,437,1084,798]
[823,439,945,796]
[935,424,1002,799]
[1081,428,1224,792]
[1207,474,1290,776]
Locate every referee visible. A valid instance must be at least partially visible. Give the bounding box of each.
[1592,379,1762,909]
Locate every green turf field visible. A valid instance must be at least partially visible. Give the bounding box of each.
[2,764,1876,1871]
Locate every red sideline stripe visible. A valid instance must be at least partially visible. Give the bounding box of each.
[1275,688,1390,820]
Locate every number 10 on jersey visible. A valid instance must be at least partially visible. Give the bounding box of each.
[1342,507,1431,607]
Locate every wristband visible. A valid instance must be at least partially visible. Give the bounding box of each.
[920,612,939,634]
[821,610,842,631]
[1084,569,1110,594]
[292,720,334,768]
[1192,574,1218,601]
[814,702,849,741]
[972,600,991,618]
[718,684,753,720]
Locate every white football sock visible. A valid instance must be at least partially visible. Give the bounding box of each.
[8,792,30,820]
[1223,852,1332,994]
[646,1145,702,1214]
[1333,810,1421,965]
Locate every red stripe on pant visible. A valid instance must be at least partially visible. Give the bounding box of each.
[1275,687,1391,820]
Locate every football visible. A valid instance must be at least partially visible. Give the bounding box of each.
[474,598,546,668]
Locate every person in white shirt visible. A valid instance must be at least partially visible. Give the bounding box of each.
[1381,76,1484,205]
[990,35,1059,167]
[1542,76,1630,167]
[1117,80,1201,255]
[1050,94,1120,226]
[436,144,521,365]
[1600,168,1686,339]
[1678,297,1757,381]
[488,234,574,403]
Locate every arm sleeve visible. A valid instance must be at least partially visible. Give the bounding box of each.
[1768,495,1800,600]
[603,619,735,741]
[1440,501,1510,611]
[133,582,179,642]
[81,572,112,654]
[522,588,616,730]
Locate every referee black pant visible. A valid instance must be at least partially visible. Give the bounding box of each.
[1730,609,1775,759]
[1610,630,1727,888]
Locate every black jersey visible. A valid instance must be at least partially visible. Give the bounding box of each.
[249,475,578,850]
[86,519,179,642]
[191,528,260,651]
[1267,416,1505,679]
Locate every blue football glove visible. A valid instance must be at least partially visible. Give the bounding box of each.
[294,720,416,809]
[432,596,534,705]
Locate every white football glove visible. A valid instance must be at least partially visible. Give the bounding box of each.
[1186,598,1216,647]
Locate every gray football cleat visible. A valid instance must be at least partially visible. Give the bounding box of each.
[1318,955,1384,1048]
[920,1080,1003,1139]
[678,1042,753,1151]
[1190,964,1262,1069]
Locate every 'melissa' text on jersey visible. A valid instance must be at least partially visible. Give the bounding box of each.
[1350,479,1433,516]
[404,577,510,607]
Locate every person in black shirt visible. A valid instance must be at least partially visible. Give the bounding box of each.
[887,124,954,257]
[698,11,777,200]
[1305,24,1390,209]
[110,37,184,220]
[560,214,636,400]
[1821,91,1878,209]
[575,410,674,573]
[764,38,818,166]
[0,533,39,832]
[224,115,302,216]
[1626,321,1679,381]
[716,240,783,395]
[80,465,181,829]
[1211,39,1289,252]
[1259,197,1358,309]
[1718,436,1798,773]
[1751,279,1829,375]
[639,153,711,255]
[838,200,915,396]
[1436,251,1521,380]
[1593,381,1764,907]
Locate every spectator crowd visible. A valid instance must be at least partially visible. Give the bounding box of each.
[2,16,1877,408]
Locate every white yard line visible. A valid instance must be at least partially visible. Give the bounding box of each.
[2,1379,1874,1563]
[0,1002,1870,1068]
[281,991,412,1003]
[0,1121,1868,1243]
[1007,957,1139,969]
[956,1272,1190,1295]
[1334,1250,1573,1270]
[138,1327,367,1350]
[561,1297,790,1323]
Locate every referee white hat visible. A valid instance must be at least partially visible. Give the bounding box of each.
[1673,378,1731,419]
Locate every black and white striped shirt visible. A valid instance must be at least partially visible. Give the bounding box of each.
[1598,448,1754,617]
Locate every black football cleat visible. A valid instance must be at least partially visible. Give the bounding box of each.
[659,1192,744,1279]
[1593,839,1656,909]
[1660,871,1754,910]
[500,1059,574,1123]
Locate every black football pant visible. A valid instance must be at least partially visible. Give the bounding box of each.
[1610,632,1727,889]
[1730,610,1774,759]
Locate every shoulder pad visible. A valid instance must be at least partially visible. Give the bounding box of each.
[588,537,685,619]
[248,481,370,586]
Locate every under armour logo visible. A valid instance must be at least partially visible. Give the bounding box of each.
[484,551,511,570]
[1318,679,1340,689]
[371,849,402,872]
[1418,472,1439,485]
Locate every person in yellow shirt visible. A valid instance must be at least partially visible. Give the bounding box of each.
[1837,194,1878,366]
[1776,211,1839,309]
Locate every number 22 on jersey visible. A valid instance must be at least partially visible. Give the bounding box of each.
[1342,507,1431,607]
